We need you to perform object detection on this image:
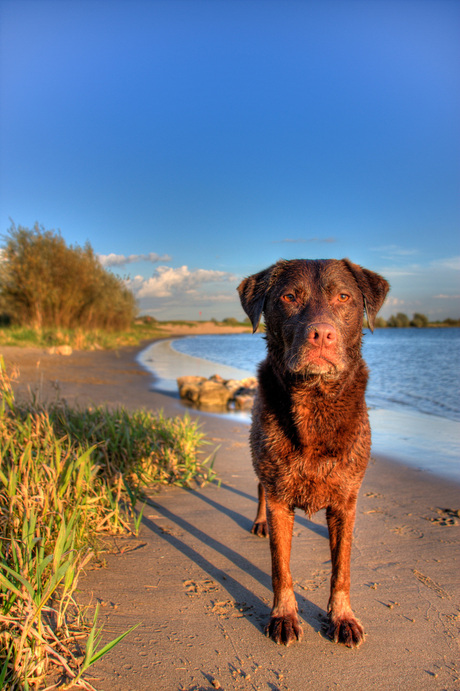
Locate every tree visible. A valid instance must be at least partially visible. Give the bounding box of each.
[387,312,410,328]
[410,313,429,328]
[373,316,387,328]
[0,222,137,330]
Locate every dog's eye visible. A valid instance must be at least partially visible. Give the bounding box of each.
[337,293,350,303]
[281,294,296,303]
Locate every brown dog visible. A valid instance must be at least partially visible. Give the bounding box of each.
[238,259,389,648]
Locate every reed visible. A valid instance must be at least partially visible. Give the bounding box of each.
[0,358,216,689]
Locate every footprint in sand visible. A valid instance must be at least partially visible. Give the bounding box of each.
[391,525,424,539]
[425,507,460,526]
[183,578,220,596]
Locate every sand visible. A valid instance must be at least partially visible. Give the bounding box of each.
[1,342,459,691]
[158,322,252,335]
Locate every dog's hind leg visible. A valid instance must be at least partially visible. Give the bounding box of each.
[251,483,269,537]
[326,501,365,647]
[264,496,303,646]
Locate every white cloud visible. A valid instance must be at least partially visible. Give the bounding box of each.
[202,293,236,302]
[385,296,406,307]
[98,252,172,267]
[430,256,460,272]
[377,254,460,320]
[380,255,460,276]
[380,267,419,278]
[126,265,235,299]
[371,245,419,257]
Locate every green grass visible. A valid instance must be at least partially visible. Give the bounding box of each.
[0,317,254,351]
[0,358,216,689]
[0,322,170,350]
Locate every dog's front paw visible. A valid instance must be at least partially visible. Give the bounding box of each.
[251,519,269,537]
[327,614,364,648]
[265,614,303,646]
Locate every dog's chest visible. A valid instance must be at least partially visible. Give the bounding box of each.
[277,449,355,514]
[266,434,351,513]
[254,394,370,513]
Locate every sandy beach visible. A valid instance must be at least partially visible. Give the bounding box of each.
[1,341,459,690]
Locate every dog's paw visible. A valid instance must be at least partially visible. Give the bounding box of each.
[251,520,269,537]
[265,614,303,646]
[327,614,364,648]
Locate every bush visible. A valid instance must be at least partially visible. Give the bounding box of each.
[373,316,387,328]
[410,313,429,328]
[387,312,410,328]
[0,223,136,331]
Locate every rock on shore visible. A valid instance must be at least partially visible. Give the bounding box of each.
[177,374,257,411]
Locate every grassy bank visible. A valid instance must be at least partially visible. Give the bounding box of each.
[0,359,216,689]
[0,322,169,351]
[0,318,253,350]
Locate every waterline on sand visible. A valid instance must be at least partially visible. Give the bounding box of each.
[139,338,460,482]
[138,338,253,393]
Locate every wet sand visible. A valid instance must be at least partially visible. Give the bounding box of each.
[1,343,459,690]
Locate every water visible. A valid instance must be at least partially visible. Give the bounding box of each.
[139,329,460,481]
[171,329,460,422]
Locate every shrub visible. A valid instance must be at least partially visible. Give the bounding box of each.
[373,316,387,328]
[0,223,136,331]
[410,313,429,328]
[387,312,410,328]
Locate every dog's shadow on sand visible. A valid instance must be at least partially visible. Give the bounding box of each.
[141,490,328,638]
[214,481,330,539]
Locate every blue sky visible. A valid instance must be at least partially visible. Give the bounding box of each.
[1,0,459,321]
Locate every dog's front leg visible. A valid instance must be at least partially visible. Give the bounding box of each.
[265,495,303,646]
[326,502,365,648]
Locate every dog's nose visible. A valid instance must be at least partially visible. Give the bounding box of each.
[306,323,337,347]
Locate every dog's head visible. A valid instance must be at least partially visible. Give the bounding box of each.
[238,259,389,378]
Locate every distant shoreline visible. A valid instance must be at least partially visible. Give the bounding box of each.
[154,321,252,335]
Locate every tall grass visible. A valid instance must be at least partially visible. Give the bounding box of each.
[0,322,168,351]
[0,359,216,689]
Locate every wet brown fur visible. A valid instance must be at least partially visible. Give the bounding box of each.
[238,258,389,648]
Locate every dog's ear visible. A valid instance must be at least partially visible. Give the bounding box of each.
[238,265,275,333]
[342,259,390,332]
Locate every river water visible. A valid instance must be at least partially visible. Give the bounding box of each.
[139,329,460,481]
